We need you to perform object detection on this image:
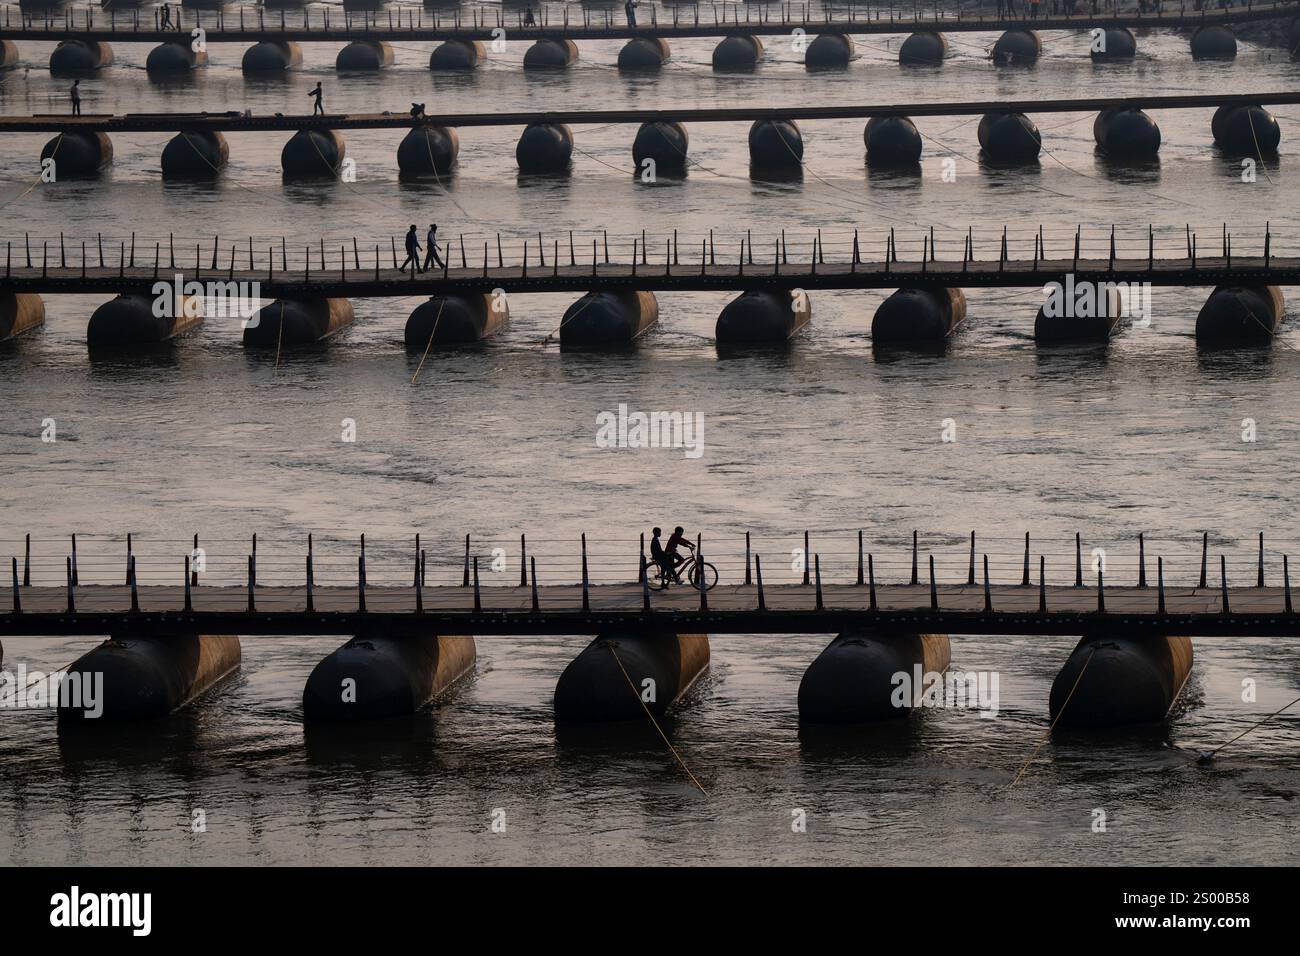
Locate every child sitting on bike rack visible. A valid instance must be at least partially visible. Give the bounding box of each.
[649,528,676,585]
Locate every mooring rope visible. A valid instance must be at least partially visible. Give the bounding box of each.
[1005,645,1097,789]
[1245,106,1276,186]
[179,130,308,212]
[605,642,708,795]
[1195,692,1300,763]
[273,299,286,367]
[0,131,61,212]
[766,124,949,230]
[0,661,72,706]
[422,126,475,220]
[410,296,446,384]
[536,291,596,348]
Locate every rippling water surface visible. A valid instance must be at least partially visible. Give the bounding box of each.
[1,3,1298,865]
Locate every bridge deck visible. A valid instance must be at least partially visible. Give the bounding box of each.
[5,92,1300,134]
[2,583,1294,636]
[0,3,1290,43]
[1,256,1294,296]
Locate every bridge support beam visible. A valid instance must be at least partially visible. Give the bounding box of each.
[430,39,486,71]
[41,130,113,177]
[805,33,853,71]
[302,634,476,721]
[716,288,810,347]
[799,632,951,723]
[899,32,947,66]
[1195,285,1284,345]
[554,631,710,723]
[618,36,670,72]
[1049,636,1192,728]
[397,125,459,178]
[241,40,302,75]
[712,34,763,72]
[1,292,45,342]
[523,38,578,70]
[1094,107,1161,160]
[88,293,203,351]
[281,128,346,177]
[560,290,658,350]
[749,119,803,176]
[991,29,1040,65]
[0,39,19,70]
[1211,104,1281,156]
[336,39,394,71]
[865,115,923,167]
[56,635,241,723]
[632,120,688,177]
[146,41,208,74]
[1090,27,1137,62]
[405,293,508,350]
[244,298,355,349]
[978,111,1041,163]
[161,130,229,178]
[1034,281,1125,344]
[1191,25,1237,60]
[49,39,113,74]
[516,122,573,174]
[872,287,967,346]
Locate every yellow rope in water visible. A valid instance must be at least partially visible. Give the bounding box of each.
[0,131,61,212]
[273,299,285,368]
[537,291,596,348]
[410,296,446,384]
[1246,107,1276,186]
[1006,645,1097,790]
[1197,692,1300,761]
[0,661,71,706]
[606,642,708,795]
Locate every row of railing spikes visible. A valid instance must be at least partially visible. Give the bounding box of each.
[7,528,1296,617]
[2,223,1278,285]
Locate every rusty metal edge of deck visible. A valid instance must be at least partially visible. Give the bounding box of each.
[3,260,1297,296]
[6,91,1300,133]
[2,609,1298,636]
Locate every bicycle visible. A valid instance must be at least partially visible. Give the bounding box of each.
[646,553,718,592]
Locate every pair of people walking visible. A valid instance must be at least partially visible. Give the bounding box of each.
[400,224,446,274]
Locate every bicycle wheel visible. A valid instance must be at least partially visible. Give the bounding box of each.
[646,566,669,591]
[689,561,719,592]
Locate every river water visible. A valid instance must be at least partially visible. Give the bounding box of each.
[0,2,1298,865]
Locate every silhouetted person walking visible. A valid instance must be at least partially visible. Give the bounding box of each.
[422,224,445,271]
[70,79,81,116]
[159,2,172,30]
[309,82,324,116]
[400,225,422,274]
[625,0,638,27]
[523,5,536,26]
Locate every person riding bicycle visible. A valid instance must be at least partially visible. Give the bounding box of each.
[649,527,675,584]
[664,526,694,584]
